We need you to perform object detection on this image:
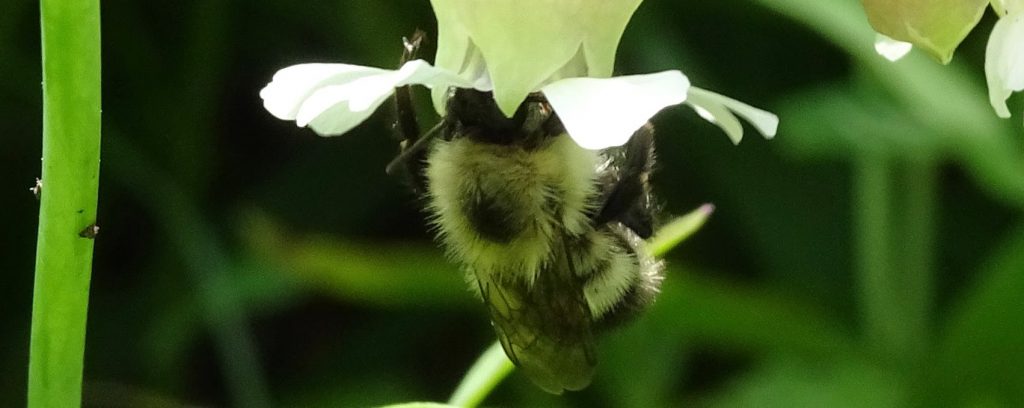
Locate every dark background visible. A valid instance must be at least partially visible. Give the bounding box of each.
[3,0,1024,406]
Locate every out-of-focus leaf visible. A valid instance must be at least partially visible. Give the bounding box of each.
[778,83,938,160]
[709,357,904,408]
[655,269,855,356]
[925,224,1024,405]
[861,0,988,63]
[280,373,434,408]
[599,323,691,408]
[377,403,460,408]
[754,0,1024,210]
[587,259,858,407]
[239,209,472,309]
[82,381,200,408]
[142,257,304,381]
[106,135,273,407]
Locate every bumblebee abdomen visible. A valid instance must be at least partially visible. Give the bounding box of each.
[581,223,664,324]
[425,135,599,282]
[462,193,525,243]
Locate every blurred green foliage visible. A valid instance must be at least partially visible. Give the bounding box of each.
[4,0,1023,406]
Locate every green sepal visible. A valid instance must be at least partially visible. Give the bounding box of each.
[861,0,988,63]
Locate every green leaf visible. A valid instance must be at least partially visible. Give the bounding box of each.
[654,270,854,357]
[860,0,988,63]
[927,224,1024,405]
[647,204,716,257]
[709,357,905,408]
[238,210,472,309]
[597,267,855,407]
[753,0,1024,210]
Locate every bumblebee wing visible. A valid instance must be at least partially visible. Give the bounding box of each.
[478,240,597,394]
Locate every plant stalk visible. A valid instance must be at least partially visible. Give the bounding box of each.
[855,155,936,362]
[28,0,103,406]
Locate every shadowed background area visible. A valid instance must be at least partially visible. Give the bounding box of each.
[3,0,1024,406]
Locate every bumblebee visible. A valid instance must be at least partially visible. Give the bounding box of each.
[388,33,664,394]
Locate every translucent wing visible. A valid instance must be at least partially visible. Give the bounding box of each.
[477,239,597,394]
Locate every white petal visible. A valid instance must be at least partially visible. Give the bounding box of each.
[301,94,382,136]
[685,87,778,144]
[874,33,914,62]
[431,46,492,115]
[262,60,469,136]
[986,10,1024,118]
[993,0,1024,16]
[542,71,689,150]
[260,63,388,121]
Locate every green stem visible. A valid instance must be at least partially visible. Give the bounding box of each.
[448,343,515,407]
[447,205,714,407]
[855,156,936,362]
[894,160,936,359]
[854,155,897,356]
[28,0,102,406]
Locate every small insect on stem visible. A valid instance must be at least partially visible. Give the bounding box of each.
[78,223,100,239]
[30,178,42,200]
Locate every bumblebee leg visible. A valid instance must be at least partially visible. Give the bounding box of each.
[591,222,665,330]
[593,123,656,238]
[387,30,432,194]
[394,31,424,145]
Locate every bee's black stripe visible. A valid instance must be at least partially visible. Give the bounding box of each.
[592,223,663,330]
[464,191,522,243]
[593,124,656,238]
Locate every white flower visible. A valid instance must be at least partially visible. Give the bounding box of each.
[260,60,473,135]
[992,0,1023,16]
[260,1,778,150]
[430,0,643,116]
[986,0,1024,123]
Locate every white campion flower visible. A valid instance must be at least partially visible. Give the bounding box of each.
[260,0,779,150]
[987,0,1024,123]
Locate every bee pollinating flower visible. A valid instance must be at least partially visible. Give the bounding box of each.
[260,0,777,394]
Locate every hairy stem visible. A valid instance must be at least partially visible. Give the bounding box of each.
[28,0,102,406]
